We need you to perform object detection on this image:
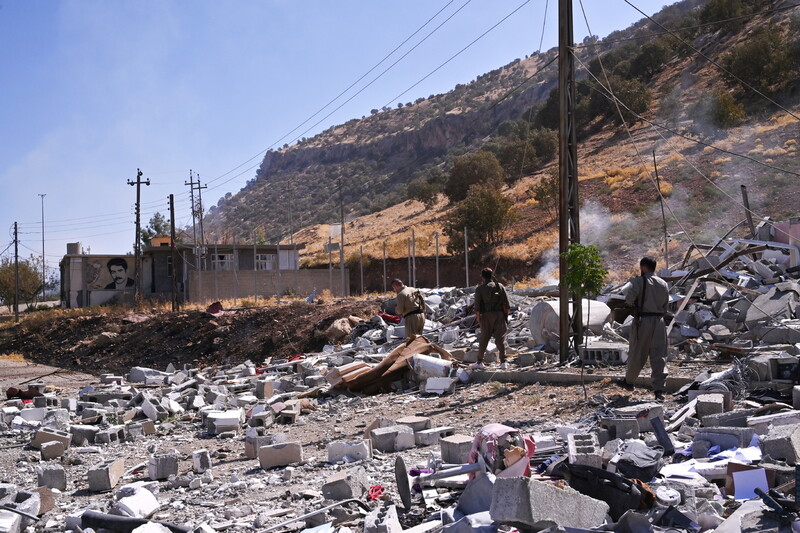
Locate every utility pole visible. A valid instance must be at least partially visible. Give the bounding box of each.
[558,0,581,362]
[169,194,179,311]
[194,174,208,248]
[128,169,150,301]
[382,241,387,293]
[328,236,333,295]
[434,232,440,288]
[38,193,46,300]
[464,227,469,288]
[411,228,416,287]
[185,170,198,246]
[360,245,364,295]
[338,177,346,298]
[653,151,669,268]
[13,222,19,322]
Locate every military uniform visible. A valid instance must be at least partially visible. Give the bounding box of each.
[396,286,425,338]
[474,280,510,363]
[624,273,670,392]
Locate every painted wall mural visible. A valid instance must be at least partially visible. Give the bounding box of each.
[88,256,135,290]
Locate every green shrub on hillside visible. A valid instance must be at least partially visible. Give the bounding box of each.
[721,27,796,94]
[443,151,504,203]
[442,182,517,253]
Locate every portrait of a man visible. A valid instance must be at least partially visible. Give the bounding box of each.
[104,257,134,290]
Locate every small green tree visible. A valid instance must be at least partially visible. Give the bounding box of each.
[406,178,441,208]
[442,182,517,253]
[711,90,745,128]
[560,243,608,347]
[530,169,559,218]
[443,151,504,203]
[0,256,44,309]
[140,212,171,246]
[721,27,795,94]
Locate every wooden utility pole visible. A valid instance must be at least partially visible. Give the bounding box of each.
[169,194,179,311]
[653,152,669,268]
[127,169,150,301]
[38,193,46,299]
[13,222,19,322]
[558,0,581,362]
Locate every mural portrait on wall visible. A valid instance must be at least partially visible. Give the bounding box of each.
[104,257,135,289]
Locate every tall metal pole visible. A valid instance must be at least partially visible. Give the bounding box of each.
[339,177,346,298]
[653,151,669,269]
[411,228,417,287]
[195,174,207,247]
[434,232,440,288]
[128,168,150,301]
[407,237,412,284]
[169,194,179,311]
[464,226,469,288]
[253,236,258,304]
[13,222,19,322]
[328,236,333,295]
[185,170,198,246]
[558,0,581,362]
[38,193,46,299]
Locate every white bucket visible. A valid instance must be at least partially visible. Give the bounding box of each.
[412,354,452,380]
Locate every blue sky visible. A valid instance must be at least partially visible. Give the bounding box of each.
[0,0,671,274]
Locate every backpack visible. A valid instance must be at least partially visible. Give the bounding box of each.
[613,441,664,481]
[482,282,506,313]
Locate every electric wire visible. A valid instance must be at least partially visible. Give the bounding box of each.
[577,0,798,330]
[623,0,800,122]
[202,0,470,190]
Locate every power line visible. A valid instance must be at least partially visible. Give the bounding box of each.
[623,0,800,122]
[201,0,471,191]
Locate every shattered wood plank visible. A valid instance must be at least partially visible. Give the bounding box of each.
[666,278,700,337]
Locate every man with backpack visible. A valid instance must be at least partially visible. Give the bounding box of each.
[391,279,426,339]
[472,268,510,370]
[622,257,670,400]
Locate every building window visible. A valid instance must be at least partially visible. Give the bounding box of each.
[255,253,276,270]
[212,253,234,271]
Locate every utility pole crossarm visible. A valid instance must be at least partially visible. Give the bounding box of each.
[128,169,151,301]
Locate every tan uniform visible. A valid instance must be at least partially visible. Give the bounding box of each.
[396,286,425,338]
[624,273,670,392]
[474,281,510,363]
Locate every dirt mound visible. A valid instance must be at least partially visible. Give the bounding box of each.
[0,300,381,376]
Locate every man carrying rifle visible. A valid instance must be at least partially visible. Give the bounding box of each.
[472,267,511,370]
[621,257,670,400]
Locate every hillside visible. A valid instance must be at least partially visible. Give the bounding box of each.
[203,0,800,284]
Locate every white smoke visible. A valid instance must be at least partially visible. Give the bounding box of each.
[535,244,560,286]
[580,200,613,246]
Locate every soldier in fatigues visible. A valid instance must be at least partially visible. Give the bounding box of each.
[391,279,426,339]
[472,268,510,370]
[622,257,670,400]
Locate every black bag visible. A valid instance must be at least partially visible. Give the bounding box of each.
[615,440,664,481]
[557,463,643,521]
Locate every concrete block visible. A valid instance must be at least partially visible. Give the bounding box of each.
[490,477,609,530]
[695,394,726,419]
[244,433,286,459]
[148,453,179,480]
[364,503,402,533]
[30,427,71,450]
[761,424,800,464]
[0,490,40,533]
[369,425,415,453]
[36,464,67,491]
[88,458,125,492]
[40,441,66,460]
[192,449,212,473]
[440,434,473,464]
[694,427,755,450]
[321,466,369,501]
[363,417,395,438]
[611,404,664,432]
[748,411,800,435]
[142,399,169,422]
[604,418,640,440]
[258,442,303,469]
[794,386,800,410]
[18,407,47,422]
[33,395,58,409]
[421,377,456,395]
[95,425,126,445]
[248,411,274,428]
[327,440,372,463]
[205,409,243,434]
[701,409,756,428]
[396,416,432,433]
[415,426,455,447]
[114,486,159,518]
[70,424,99,446]
[567,433,602,469]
